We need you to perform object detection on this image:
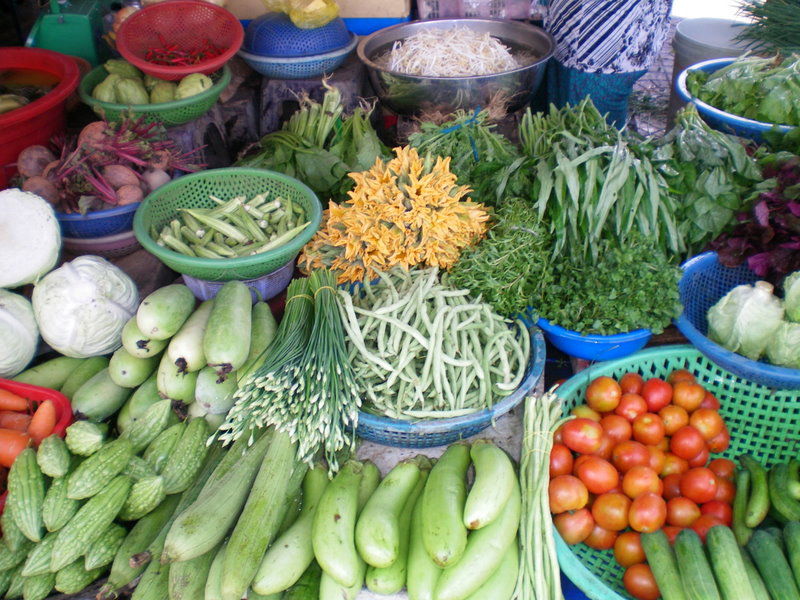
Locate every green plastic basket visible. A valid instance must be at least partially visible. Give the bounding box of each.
[133,167,322,281]
[553,344,800,600]
[78,65,231,126]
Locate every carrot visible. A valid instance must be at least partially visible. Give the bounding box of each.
[28,400,57,445]
[0,412,32,433]
[0,390,29,413]
[0,430,31,468]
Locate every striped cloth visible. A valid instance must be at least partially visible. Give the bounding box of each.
[544,0,673,74]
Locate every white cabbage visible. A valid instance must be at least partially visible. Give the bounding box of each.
[0,188,61,288]
[766,321,800,369]
[32,256,139,358]
[785,271,800,323]
[0,290,39,377]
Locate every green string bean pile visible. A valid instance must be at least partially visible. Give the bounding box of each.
[338,267,530,420]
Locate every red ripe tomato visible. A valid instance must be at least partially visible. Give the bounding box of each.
[576,457,620,495]
[672,382,706,412]
[586,376,623,413]
[549,475,589,513]
[708,458,736,480]
[592,493,631,531]
[549,443,574,478]
[614,531,646,568]
[699,392,721,411]
[601,415,632,445]
[655,437,670,452]
[553,508,595,544]
[615,394,648,421]
[641,378,673,412]
[691,515,725,543]
[646,445,666,474]
[661,453,690,477]
[632,413,665,446]
[659,405,689,436]
[628,492,667,533]
[707,425,731,453]
[612,441,651,473]
[553,425,564,444]
[591,434,615,461]
[670,426,706,460]
[668,369,696,385]
[572,405,602,422]
[622,466,663,499]
[662,526,684,544]
[584,523,618,550]
[624,564,660,600]
[620,373,645,395]
[562,419,604,454]
[714,477,736,504]
[701,500,733,526]
[690,408,724,441]
[687,445,710,468]
[662,473,683,500]
[666,496,701,527]
[680,467,718,504]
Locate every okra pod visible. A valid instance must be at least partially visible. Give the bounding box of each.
[183,209,249,243]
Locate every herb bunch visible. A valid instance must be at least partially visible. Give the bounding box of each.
[736,0,800,55]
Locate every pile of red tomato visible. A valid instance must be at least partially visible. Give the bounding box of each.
[549,370,736,600]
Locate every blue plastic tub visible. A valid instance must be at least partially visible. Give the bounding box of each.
[536,317,652,362]
[238,34,357,80]
[343,17,410,35]
[56,202,140,239]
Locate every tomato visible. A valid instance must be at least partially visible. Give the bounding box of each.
[620,372,645,395]
[691,514,725,543]
[622,466,663,499]
[662,473,683,500]
[612,441,651,473]
[661,453,689,477]
[655,437,670,451]
[591,434,615,461]
[646,445,666,474]
[700,392,721,410]
[707,425,731,453]
[701,500,733,526]
[614,531,646,568]
[615,394,648,421]
[641,378,673,412]
[666,496,701,527]
[662,526,684,544]
[687,446,710,469]
[668,369,696,385]
[714,477,736,504]
[576,457,620,495]
[672,382,706,412]
[562,419,604,454]
[584,523,618,550]
[708,458,736,481]
[592,493,631,531]
[690,408,724,441]
[632,413,665,446]
[549,475,589,513]
[572,405,602,422]
[601,415,632,445]
[549,443,574,478]
[670,426,706,460]
[586,376,622,413]
[553,425,564,444]
[628,492,667,533]
[553,508,594,545]
[680,467,718,504]
[659,405,689,436]
[624,564,660,600]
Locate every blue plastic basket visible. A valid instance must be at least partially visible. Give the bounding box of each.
[536,317,652,362]
[237,34,357,80]
[244,13,352,57]
[355,325,546,448]
[675,251,800,389]
[182,259,295,301]
[56,202,140,239]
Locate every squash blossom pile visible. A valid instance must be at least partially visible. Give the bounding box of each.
[299,145,490,283]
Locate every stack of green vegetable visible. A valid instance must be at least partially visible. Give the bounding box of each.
[737,0,800,55]
[92,59,213,105]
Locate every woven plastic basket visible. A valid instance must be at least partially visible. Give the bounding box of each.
[553,344,800,600]
[57,202,140,238]
[78,65,230,126]
[355,325,546,448]
[675,251,800,389]
[238,34,357,80]
[133,168,322,281]
[243,13,352,57]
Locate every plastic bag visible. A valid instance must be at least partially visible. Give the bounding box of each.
[785,271,800,323]
[260,0,339,29]
[766,321,800,369]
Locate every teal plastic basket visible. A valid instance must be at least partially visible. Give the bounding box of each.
[553,345,800,600]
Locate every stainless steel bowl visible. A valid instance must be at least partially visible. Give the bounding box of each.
[357,18,555,115]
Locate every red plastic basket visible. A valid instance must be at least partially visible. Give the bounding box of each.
[116,0,244,81]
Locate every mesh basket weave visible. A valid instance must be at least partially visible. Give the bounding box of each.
[238,35,357,80]
[554,344,800,600]
[133,168,322,281]
[243,14,352,57]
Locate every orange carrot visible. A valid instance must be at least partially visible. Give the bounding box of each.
[0,412,32,433]
[28,400,57,445]
[0,390,29,413]
[0,430,31,468]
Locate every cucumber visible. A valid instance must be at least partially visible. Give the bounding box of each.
[789,461,800,500]
[356,458,422,568]
[463,539,518,600]
[122,316,169,359]
[748,529,800,600]
[641,530,687,600]
[785,521,800,590]
[204,542,227,600]
[166,300,213,374]
[357,461,380,511]
[168,545,216,600]
[109,347,161,388]
[71,367,133,422]
[194,366,237,415]
[203,281,252,380]
[675,528,721,600]
[422,442,470,567]
[118,375,175,435]
[239,302,277,379]
[741,455,770,528]
[464,441,515,530]
[156,351,198,404]
[282,561,322,600]
[770,464,800,522]
[734,468,753,546]
[706,526,755,600]
[136,284,196,341]
[312,459,364,588]
[60,356,109,399]
[13,356,83,389]
[741,546,771,600]
[407,490,441,600]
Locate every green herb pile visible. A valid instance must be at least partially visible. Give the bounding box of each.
[736,0,800,55]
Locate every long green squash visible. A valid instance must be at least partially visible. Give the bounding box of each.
[167,544,217,600]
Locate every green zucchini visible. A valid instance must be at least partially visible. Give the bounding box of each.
[67,438,133,499]
[13,356,83,389]
[85,523,127,570]
[748,528,800,600]
[464,440,515,530]
[122,316,168,359]
[167,545,216,600]
[143,422,183,474]
[463,538,518,600]
[239,302,277,379]
[194,366,237,415]
[706,525,755,600]
[166,300,213,374]
[7,449,45,543]
[159,417,210,494]
[59,356,109,399]
[71,368,132,422]
[156,352,198,404]
[741,546,771,600]
[109,347,161,388]
[641,530,687,600]
[203,281,252,379]
[136,284,196,341]
[35,435,70,479]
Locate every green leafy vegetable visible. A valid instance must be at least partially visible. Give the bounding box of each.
[736,0,800,56]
